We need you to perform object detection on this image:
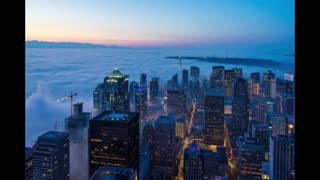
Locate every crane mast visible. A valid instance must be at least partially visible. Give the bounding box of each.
[57,91,78,117]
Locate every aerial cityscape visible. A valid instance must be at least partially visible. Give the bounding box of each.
[26,1,294,180]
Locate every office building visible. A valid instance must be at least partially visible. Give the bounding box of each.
[205,88,224,146]
[281,94,295,115]
[142,123,155,146]
[167,74,178,90]
[176,115,187,138]
[210,66,225,89]
[183,141,203,180]
[251,72,260,83]
[233,67,243,79]
[140,73,147,87]
[190,66,200,79]
[252,124,271,150]
[140,144,152,180]
[262,70,275,98]
[93,68,129,113]
[154,115,177,178]
[182,69,189,90]
[232,78,249,133]
[224,70,236,97]
[237,136,264,179]
[25,147,33,180]
[266,113,288,136]
[270,135,295,180]
[88,111,139,177]
[90,166,137,180]
[167,90,187,116]
[150,77,159,102]
[130,81,139,103]
[33,131,70,180]
[284,73,294,82]
[135,86,148,120]
[258,97,276,124]
[190,79,200,99]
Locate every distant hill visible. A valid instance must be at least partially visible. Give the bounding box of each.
[26,40,122,48]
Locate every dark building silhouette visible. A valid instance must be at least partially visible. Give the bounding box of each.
[167,90,187,116]
[252,124,271,150]
[154,115,177,178]
[182,69,189,91]
[135,86,148,120]
[183,141,203,180]
[90,166,137,180]
[142,123,155,146]
[150,77,159,102]
[190,79,200,99]
[210,66,225,89]
[205,88,224,146]
[167,74,178,90]
[93,68,129,113]
[129,81,139,104]
[88,111,139,177]
[33,131,70,180]
[237,136,264,179]
[190,66,200,79]
[270,135,295,180]
[224,70,236,97]
[232,78,249,133]
[280,94,295,115]
[140,73,147,87]
[25,147,33,180]
[262,70,275,98]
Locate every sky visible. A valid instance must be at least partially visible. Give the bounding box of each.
[26,0,294,49]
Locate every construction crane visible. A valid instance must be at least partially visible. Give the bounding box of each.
[57,91,78,117]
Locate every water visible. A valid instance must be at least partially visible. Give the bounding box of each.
[25,47,294,146]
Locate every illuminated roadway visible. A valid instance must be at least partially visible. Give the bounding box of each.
[176,101,197,180]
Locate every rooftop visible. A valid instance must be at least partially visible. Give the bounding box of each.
[206,88,224,96]
[108,67,124,78]
[38,131,68,140]
[156,115,175,124]
[91,111,137,123]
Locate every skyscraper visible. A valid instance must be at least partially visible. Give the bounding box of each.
[210,66,225,89]
[154,115,177,178]
[190,79,200,99]
[150,77,159,102]
[251,72,260,83]
[167,73,178,90]
[140,73,147,87]
[90,166,137,180]
[237,136,264,179]
[135,86,148,120]
[129,81,139,103]
[224,70,236,97]
[183,141,203,180]
[281,94,295,115]
[270,135,295,180]
[93,83,104,113]
[259,97,277,124]
[167,90,187,116]
[233,67,243,79]
[33,131,70,180]
[252,124,271,150]
[25,147,33,180]
[142,123,155,146]
[205,88,224,146]
[232,78,249,133]
[88,111,139,177]
[267,113,289,136]
[262,70,276,98]
[190,66,200,79]
[93,68,130,113]
[182,69,189,90]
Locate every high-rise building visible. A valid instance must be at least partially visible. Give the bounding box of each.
[284,80,294,96]
[176,115,187,138]
[266,113,288,136]
[65,102,91,128]
[154,115,177,178]
[200,147,228,178]
[135,87,148,119]
[210,66,225,89]
[25,147,33,180]
[270,135,295,180]
[252,124,271,150]
[281,94,295,115]
[248,79,260,100]
[262,70,276,98]
[183,141,203,180]
[232,78,249,133]
[150,77,159,102]
[224,70,236,97]
[182,69,189,90]
[190,66,200,79]
[142,123,155,146]
[193,111,205,136]
[167,74,178,90]
[258,97,277,124]
[251,72,260,83]
[284,73,294,82]
[140,73,147,87]
[205,88,224,146]
[88,111,139,177]
[237,136,264,179]
[167,90,187,115]
[233,67,243,79]
[190,79,200,99]
[33,131,70,180]
[130,81,139,103]
[140,144,152,180]
[90,166,137,180]
[93,68,130,113]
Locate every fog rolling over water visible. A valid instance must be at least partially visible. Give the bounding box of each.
[25,47,294,146]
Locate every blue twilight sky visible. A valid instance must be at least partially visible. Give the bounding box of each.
[26,0,294,50]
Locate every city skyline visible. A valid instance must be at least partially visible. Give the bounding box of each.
[26,0,294,50]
